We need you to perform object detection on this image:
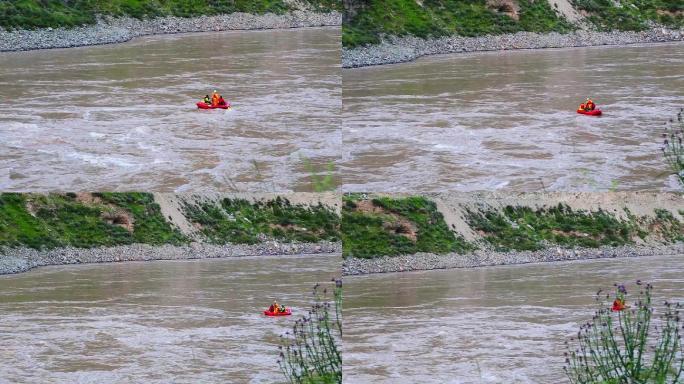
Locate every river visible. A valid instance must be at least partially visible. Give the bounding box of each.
[0,27,340,192]
[342,43,684,192]
[343,254,684,383]
[0,254,338,383]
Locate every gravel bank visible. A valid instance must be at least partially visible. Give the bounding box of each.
[0,240,341,275]
[342,27,684,68]
[342,242,684,275]
[0,11,341,52]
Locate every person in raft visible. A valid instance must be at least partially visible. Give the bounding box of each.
[202,94,211,105]
[217,96,227,107]
[211,90,221,107]
[269,300,287,313]
[579,97,596,111]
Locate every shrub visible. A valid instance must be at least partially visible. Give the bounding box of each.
[565,282,684,383]
[278,279,342,384]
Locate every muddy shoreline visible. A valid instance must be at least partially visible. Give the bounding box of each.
[0,240,341,275]
[0,11,341,53]
[342,27,684,68]
[342,243,684,275]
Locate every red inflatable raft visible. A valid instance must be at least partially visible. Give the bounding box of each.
[576,109,602,116]
[264,309,292,317]
[197,101,230,110]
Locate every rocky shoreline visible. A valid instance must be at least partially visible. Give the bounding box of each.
[0,11,341,52]
[0,240,341,275]
[342,242,684,275]
[342,27,684,68]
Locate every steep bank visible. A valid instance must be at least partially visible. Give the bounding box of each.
[342,27,683,67]
[0,0,341,30]
[0,192,341,274]
[341,0,684,67]
[0,11,341,52]
[342,192,684,274]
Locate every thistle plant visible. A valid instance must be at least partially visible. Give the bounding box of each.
[278,278,342,384]
[662,108,684,186]
[564,282,684,384]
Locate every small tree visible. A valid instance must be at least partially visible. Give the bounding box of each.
[565,282,684,383]
[278,279,342,384]
[662,108,684,187]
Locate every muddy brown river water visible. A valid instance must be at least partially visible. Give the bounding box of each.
[342,43,684,192]
[0,254,338,383]
[343,254,684,383]
[0,28,340,192]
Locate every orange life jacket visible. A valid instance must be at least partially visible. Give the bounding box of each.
[212,93,220,106]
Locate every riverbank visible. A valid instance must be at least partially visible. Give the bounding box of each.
[342,242,684,275]
[342,27,684,68]
[0,11,341,52]
[342,192,684,275]
[0,240,340,275]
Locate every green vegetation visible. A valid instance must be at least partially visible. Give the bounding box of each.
[0,192,186,249]
[342,0,684,48]
[565,282,684,383]
[279,279,342,384]
[342,0,574,48]
[466,204,645,251]
[662,108,684,188]
[0,193,340,250]
[652,208,684,242]
[342,195,473,258]
[571,0,684,31]
[0,0,341,30]
[183,197,340,244]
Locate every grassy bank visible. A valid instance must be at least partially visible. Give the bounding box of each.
[343,0,574,48]
[0,192,186,249]
[0,0,342,30]
[0,193,340,250]
[466,205,684,252]
[342,0,683,48]
[182,196,340,244]
[571,0,683,31]
[465,204,642,251]
[341,194,684,259]
[342,194,473,258]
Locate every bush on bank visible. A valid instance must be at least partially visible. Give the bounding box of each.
[0,0,342,30]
